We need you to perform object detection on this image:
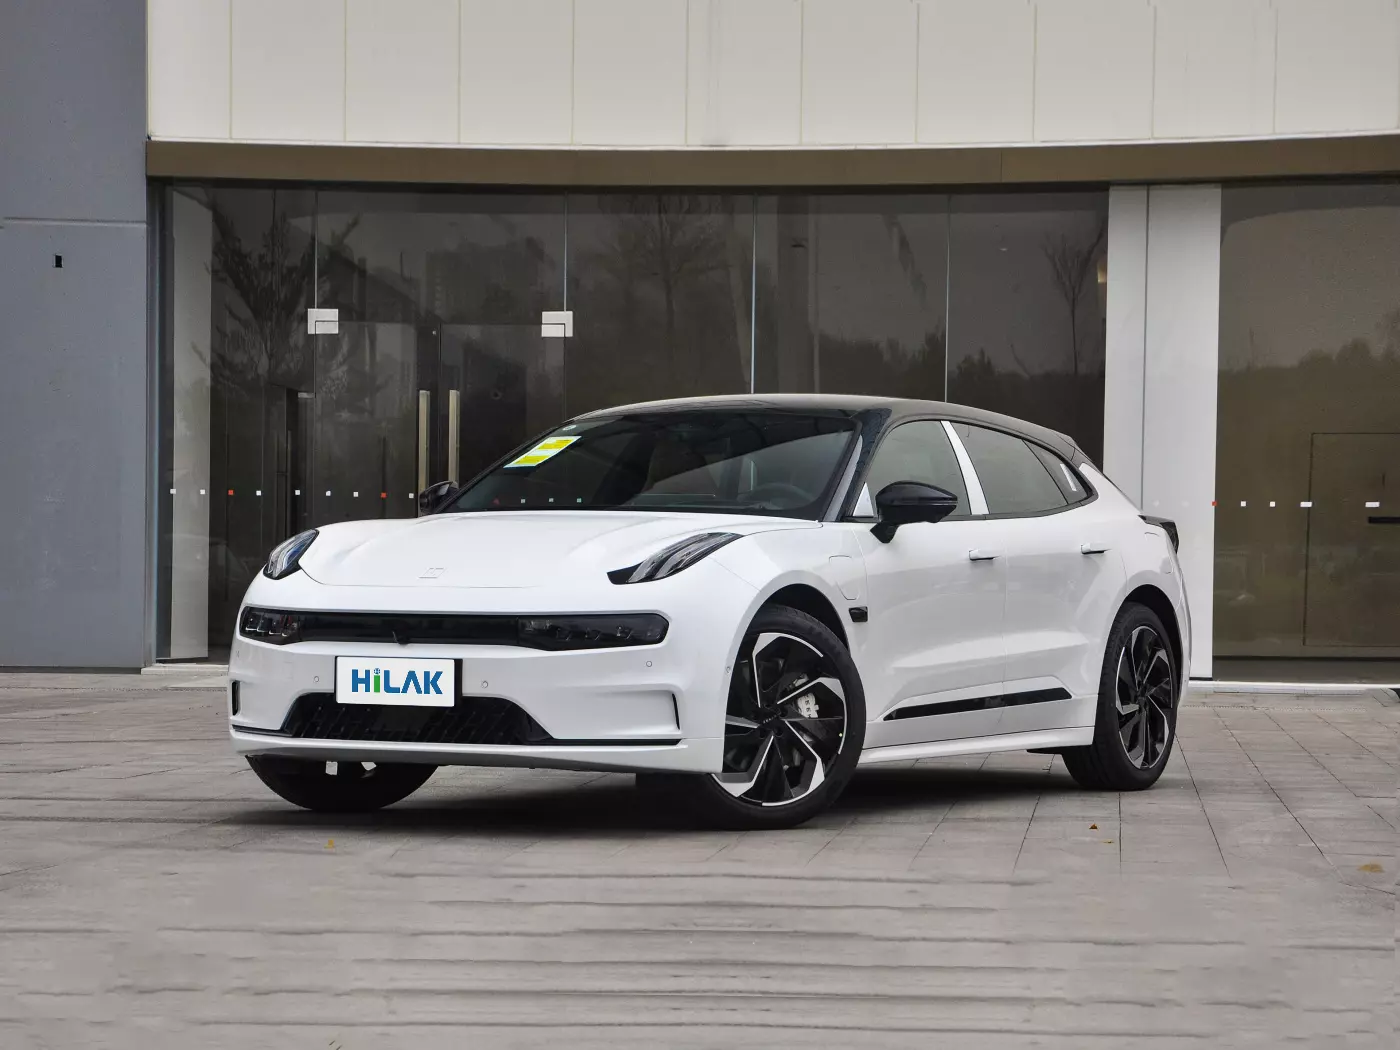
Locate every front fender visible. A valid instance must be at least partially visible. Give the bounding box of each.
[712,525,870,675]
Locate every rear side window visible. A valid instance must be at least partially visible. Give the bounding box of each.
[860,421,971,520]
[1030,444,1090,505]
[952,424,1067,516]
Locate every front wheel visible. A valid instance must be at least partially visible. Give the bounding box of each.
[1062,602,1178,791]
[246,755,436,812]
[643,605,866,830]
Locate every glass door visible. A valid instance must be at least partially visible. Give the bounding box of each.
[306,322,564,526]
[439,324,563,485]
[309,322,429,525]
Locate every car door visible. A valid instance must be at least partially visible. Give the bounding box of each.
[853,420,1010,748]
[951,423,1127,735]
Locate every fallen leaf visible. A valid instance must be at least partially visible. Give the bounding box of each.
[1358,863,1383,873]
[326,839,335,849]
[1103,840,1114,845]
[1089,824,1098,830]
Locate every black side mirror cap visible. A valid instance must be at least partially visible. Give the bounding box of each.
[418,481,458,515]
[872,482,959,543]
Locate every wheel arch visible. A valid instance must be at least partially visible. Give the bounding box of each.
[1122,584,1184,680]
[761,583,849,649]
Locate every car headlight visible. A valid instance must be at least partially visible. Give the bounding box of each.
[609,532,740,584]
[263,529,318,580]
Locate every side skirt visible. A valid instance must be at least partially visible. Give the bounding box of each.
[857,727,1094,766]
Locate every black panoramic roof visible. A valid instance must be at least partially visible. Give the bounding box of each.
[580,393,1091,467]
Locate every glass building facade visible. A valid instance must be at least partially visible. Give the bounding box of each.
[1214,183,1400,660]
[157,178,1398,670]
[156,185,1109,659]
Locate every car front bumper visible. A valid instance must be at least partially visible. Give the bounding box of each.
[227,560,758,775]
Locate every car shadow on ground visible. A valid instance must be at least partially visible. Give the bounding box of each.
[224,765,1081,835]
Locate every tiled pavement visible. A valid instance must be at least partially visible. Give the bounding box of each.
[0,675,1393,1048]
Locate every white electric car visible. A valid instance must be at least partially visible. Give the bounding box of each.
[230,395,1189,829]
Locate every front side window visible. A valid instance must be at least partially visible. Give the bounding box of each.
[857,421,970,520]
[448,411,858,519]
[953,423,1068,516]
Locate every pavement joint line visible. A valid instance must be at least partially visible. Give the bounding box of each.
[1265,711,1386,801]
[1209,708,1338,868]
[1313,711,1400,768]
[1175,738,1233,877]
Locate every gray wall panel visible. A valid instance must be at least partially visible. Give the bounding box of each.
[0,223,149,666]
[0,0,146,221]
[0,0,148,667]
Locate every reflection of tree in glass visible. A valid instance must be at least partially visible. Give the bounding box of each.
[1042,221,1107,382]
[575,195,747,406]
[210,204,359,389]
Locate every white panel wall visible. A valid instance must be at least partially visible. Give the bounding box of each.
[1103,186,1148,507]
[148,0,230,139]
[1153,0,1276,138]
[230,0,345,141]
[802,0,917,144]
[149,1,1400,147]
[1275,0,1400,133]
[918,0,1033,144]
[460,0,573,144]
[169,194,213,661]
[687,0,802,146]
[573,0,688,145]
[346,0,458,144]
[1141,185,1222,678]
[1035,0,1155,141]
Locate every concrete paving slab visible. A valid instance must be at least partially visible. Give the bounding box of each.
[0,680,1391,1046]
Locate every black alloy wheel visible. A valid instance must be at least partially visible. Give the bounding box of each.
[641,605,866,829]
[1062,602,1178,791]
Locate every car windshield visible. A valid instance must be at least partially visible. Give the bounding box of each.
[447,410,858,518]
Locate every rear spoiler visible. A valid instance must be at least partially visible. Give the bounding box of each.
[1141,515,1179,552]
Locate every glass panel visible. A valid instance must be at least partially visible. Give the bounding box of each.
[1215,184,1400,658]
[953,424,1067,516]
[316,192,564,326]
[861,421,971,520]
[754,194,949,397]
[160,185,317,659]
[309,322,425,525]
[440,324,565,483]
[565,194,754,414]
[947,193,1108,464]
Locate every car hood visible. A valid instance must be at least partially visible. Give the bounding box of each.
[297,511,819,588]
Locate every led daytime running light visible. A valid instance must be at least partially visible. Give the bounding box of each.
[609,532,740,585]
[264,529,318,580]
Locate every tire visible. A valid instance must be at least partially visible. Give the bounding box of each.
[1062,602,1178,791]
[246,755,436,813]
[642,605,866,830]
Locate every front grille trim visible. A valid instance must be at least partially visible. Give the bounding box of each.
[274,692,553,745]
[239,608,668,649]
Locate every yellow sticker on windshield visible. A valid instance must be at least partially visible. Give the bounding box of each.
[504,435,578,468]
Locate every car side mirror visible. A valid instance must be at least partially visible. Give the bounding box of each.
[871,482,959,543]
[418,480,458,515]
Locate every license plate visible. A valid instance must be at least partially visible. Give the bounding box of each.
[335,657,456,707]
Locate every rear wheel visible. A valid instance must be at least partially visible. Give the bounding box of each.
[1062,602,1178,791]
[644,605,866,830]
[246,756,436,812]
